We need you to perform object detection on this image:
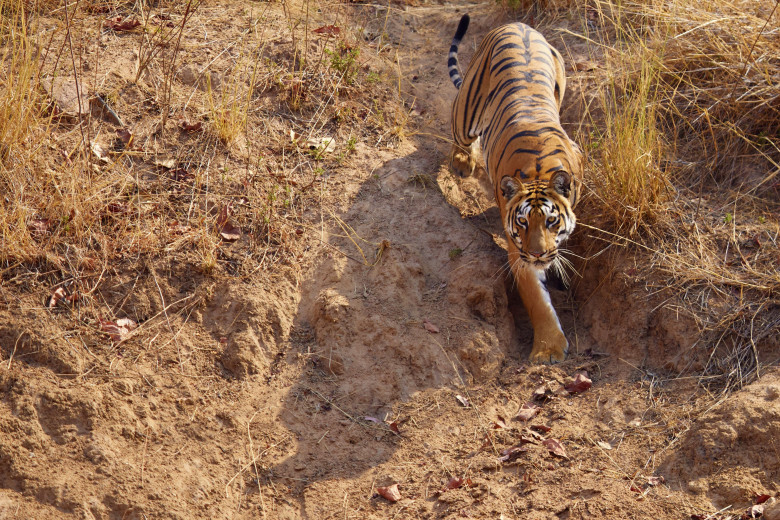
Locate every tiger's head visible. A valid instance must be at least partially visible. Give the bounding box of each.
[499,171,576,270]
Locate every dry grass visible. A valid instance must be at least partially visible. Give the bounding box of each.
[0,0,408,323]
[570,0,780,391]
[583,0,780,221]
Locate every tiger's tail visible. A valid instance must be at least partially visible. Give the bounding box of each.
[448,14,470,90]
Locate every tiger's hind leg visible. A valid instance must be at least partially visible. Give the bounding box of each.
[450,138,480,178]
[507,242,568,364]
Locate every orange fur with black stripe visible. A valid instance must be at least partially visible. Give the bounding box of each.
[447,14,584,363]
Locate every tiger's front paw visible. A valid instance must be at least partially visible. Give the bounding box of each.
[529,331,568,365]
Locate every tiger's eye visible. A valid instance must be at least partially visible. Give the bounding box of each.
[518,217,527,225]
[547,216,557,224]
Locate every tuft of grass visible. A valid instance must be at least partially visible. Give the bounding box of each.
[589,32,671,235]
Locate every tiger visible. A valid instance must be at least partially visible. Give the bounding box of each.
[447,14,584,364]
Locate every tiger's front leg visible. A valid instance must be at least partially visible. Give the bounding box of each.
[507,242,568,364]
[450,139,480,178]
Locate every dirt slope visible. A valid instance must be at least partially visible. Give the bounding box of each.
[0,1,778,519]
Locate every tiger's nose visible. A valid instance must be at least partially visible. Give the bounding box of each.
[528,250,545,258]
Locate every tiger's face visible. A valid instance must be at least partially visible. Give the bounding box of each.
[499,171,576,270]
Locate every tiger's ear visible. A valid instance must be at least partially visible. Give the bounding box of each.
[549,171,571,198]
[500,176,522,201]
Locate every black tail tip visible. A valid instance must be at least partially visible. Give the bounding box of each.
[454,14,470,40]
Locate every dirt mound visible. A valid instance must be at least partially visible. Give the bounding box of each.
[664,369,780,507]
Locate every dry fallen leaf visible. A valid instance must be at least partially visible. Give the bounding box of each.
[216,203,241,241]
[755,494,772,505]
[377,483,401,503]
[597,440,613,450]
[573,60,600,72]
[445,477,464,490]
[530,424,552,433]
[422,319,440,333]
[542,438,568,458]
[492,415,507,430]
[179,120,202,132]
[498,445,529,463]
[455,394,470,407]
[116,128,133,146]
[154,158,177,169]
[99,317,138,342]
[532,385,554,402]
[91,142,110,163]
[313,24,340,36]
[46,287,68,309]
[565,371,592,394]
[306,136,336,155]
[519,428,545,445]
[514,402,539,422]
[646,475,665,486]
[28,218,51,236]
[103,16,140,31]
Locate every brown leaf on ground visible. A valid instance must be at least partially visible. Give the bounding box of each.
[46,287,68,309]
[519,428,545,445]
[455,394,469,407]
[646,475,665,486]
[498,445,529,463]
[103,16,140,31]
[313,24,340,36]
[542,438,568,458]
[154,158,177,170]
[422,319,439,333]
[745,504,764,518]
[116,128,133,146]
[514,402,539,422]
[565,371,592,394]
[91,142,110,163]
[99,317,138,342]
[179,120,202,132]
[28,218,51,236]
[151,13,174,27]
[573,60,600,72]
[444,477,464,490]
[106,202,131,215]
[377,483,401,503]
[530,424,552,433]
[532,385,555,402]
[216,203,241,241]
[755,494,772,505]
[492,415,507,429]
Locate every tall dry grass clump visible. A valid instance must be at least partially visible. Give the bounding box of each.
[591,41,670,235]
[584,0,780,233]
[0,0,51,263]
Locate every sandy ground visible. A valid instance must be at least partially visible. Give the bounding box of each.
[0,1,778,519]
